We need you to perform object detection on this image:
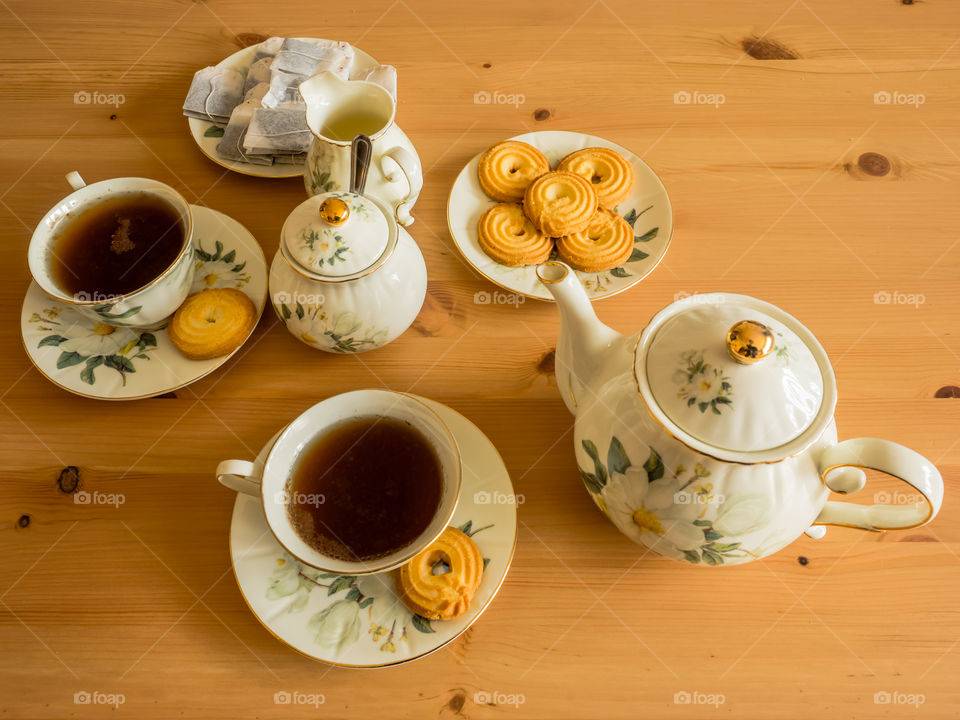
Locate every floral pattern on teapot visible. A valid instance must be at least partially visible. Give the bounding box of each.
[578,434,777,565]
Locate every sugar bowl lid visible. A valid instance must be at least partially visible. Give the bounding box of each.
[638,293,837,462]
[281,190,393,279]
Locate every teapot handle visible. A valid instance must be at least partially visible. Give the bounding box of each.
[381,145,422,227]
[813,438,943,531]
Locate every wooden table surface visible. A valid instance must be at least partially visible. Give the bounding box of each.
[2,0,959,717]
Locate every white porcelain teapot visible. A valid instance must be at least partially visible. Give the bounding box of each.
[269,137,426,353]
[537,261,944,566]
[300,72,422,227]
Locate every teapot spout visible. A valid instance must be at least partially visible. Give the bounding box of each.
[537,262,623,415]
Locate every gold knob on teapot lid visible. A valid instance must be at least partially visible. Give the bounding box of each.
[319,197,349,226]
[726,320,774,365]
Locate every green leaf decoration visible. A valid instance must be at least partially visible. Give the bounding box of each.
[483,557,490,569]
[698,401,709,413]
[280,303,292,321]
[580,469,604,495]
[327,576,355,595]
[606,436,631,476]
[80,356,103,385]
[581,439,607,486]
[105,355,135,374]
[204,125,225,137]
[358,596,374,609]
[94,304,142,320]
[134,353,149,359]
[687,398,696,407]
[701,548,724,566]
[635,227,659,243]
[138,332,157,348]
[682,549,701,564]
[643,448,664,482]
[213,240,224,260]
[345,586,361,602]
[704,529,722,542]
[457,520,473,536]
[56,351,83,369]
[295,302,305,320]
[692,519,712,527]
[623,208,638,227]
[194,247,212,262]
[627,248,649,262]
[232,260,247,273]
[38,334,67,347]
[221,249,236,264]
[319,572,342,579]
[411,615,435,634]
[609,267,631,278]
[708,542,741,553]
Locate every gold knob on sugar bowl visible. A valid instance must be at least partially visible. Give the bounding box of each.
[319,197,349,226]
[726,320,775,365]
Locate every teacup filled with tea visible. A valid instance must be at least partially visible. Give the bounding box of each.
[28,172,195,328]
[216,390,462,574]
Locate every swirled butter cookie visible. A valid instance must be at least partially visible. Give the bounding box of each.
[557,147,634,209]
[395,527,484,621]
[168,288,257,360]
[477,202,553,266]
[523,171,598,237]
[477,141,549,202]
[556,207,634,272]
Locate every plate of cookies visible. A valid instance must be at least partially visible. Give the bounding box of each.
[447,130,672,301]
[21,206,267,400]
[230,397,518,667]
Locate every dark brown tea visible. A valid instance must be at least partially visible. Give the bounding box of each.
[50,193,184,298]
[286,416,443,562]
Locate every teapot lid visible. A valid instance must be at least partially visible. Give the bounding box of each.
[281,191,391,278]
[638,294,836,461]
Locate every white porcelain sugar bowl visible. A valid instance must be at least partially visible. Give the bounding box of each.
[268,185,426,354]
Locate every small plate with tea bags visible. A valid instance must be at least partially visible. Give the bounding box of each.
[185,38,381,179]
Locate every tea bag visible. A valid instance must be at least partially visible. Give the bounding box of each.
[252,36,284,63]
[261,69,309,109]
[242,56,273,95]
[182,66,244,124]
[243,103,312,156]
[354,64,398,100]
[272,38,352,79]
[216,100,274,165]
[243,81,269,105]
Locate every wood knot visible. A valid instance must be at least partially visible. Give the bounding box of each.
[57,466,81,494]
[798,555,809,566]
[538,349,556,375]
[412,290,457,337]
[935,385,960,398]
[17,514,31,529]
[901,0,914,4]
[858,152,890,176]
[234,32,267,48]
[447,690,466,714]
[740,36,799,60]
[482,62,492,68]
[533,108,551,121]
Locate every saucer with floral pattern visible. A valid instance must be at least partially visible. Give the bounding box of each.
[20,206,267,400]
[229,396,518,667]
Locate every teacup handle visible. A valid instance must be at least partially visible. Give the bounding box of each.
[216,459,261,497]
[380,146,422,227]
[813,438,943,531]
[66,171,86,190]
